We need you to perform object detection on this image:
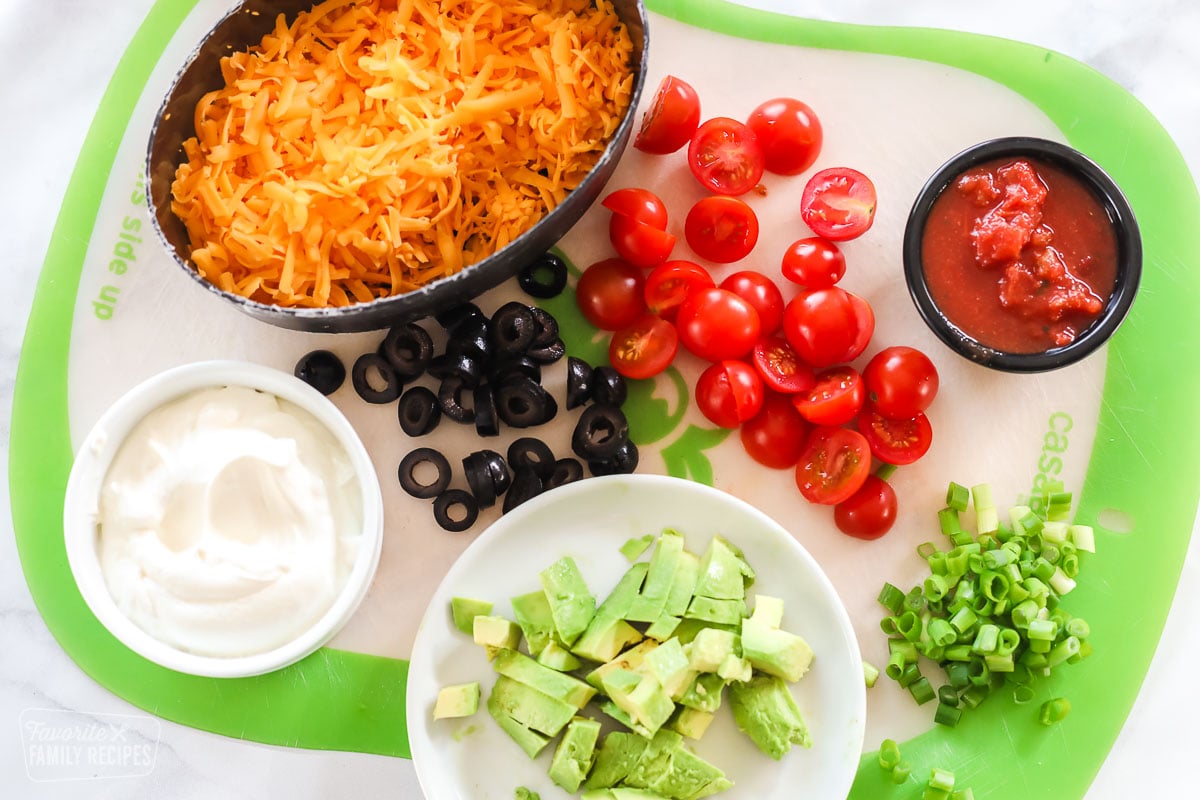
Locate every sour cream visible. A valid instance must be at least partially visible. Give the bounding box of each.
[96,385,362,658]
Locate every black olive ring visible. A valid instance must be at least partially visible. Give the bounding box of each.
[352,352,403,404]
[398,447,452,499]
[518,252,569,299]
[434,489,479,533]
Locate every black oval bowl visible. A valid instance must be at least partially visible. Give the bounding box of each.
[902,136,1142,373]
[146,0,649,334]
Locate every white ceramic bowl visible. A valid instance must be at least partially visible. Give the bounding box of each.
[407,474,866,800]
[62,360,384,678]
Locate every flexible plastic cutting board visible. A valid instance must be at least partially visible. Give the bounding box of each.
[10,1,1200,797]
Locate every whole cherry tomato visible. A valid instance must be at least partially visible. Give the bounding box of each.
[782,287,858,368]
[781,237,846,288]
[695,360,764,429]
[576,258,646,331]
[834,474,898,539]
[609,213,676,268]
[720,271,784,334]
[863,346,940,419]
[676,287,761,362]
[745,97,823,176]
[601,188,669,229]
[741,391,810,469]
[634,75,702,155]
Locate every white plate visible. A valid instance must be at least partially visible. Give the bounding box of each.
[407,474,866,800]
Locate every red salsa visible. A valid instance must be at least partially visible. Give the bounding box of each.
[921,157,1117,353]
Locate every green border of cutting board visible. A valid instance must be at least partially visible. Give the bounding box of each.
[9,0,1200,795]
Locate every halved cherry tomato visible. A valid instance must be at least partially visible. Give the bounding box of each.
[745,97,823,176]
[858,406,933,465]
[676,287,761,362]
[843,290,875,362]
[601,188,669,229]
[644,260,714,321]
[795,426,872,505]
[695,360,764,429]
[609,213,676,268]
[751,336,816,394]
[684,196,759,264]
[576,258,646,331]
[835,475,898,539]
[741,391,810,469]
[687,117,765,196]
[800,167,877,241]
[781,237,845,288]
[782,287,858,368]
[720,271,784,334]
[635,75,702,155]
[863,346,939,419]
[792,366,865,426]
[609,314,679,380]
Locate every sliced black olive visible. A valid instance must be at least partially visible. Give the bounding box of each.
[518,252,568,299]
[428,351,483,387]
[463,449,509,507]
[526,337,566,365]
[528,306,560,348]
[566,356,593,410]
[488,355,541,386]
[445,326,492,362]
[571,403,630,460]
[434,489,479,532]
[490,301,537,356]
[545,457,585,490]
[502,466,545,513]
[437,375,475,424]
[590,365,627,407]
[352,352,403,404]
[436,302,486,333]
[379,323,433,379]
[506,437,556,481]
[398,447,451,499]
[588,439,639,476]
[473,382,499,437]
[398,385,441,436]
[495,376,554,428]
[294,350,346,396]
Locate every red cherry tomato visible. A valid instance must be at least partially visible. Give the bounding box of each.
[575,258,646,331]
[834,475,898,539]
[644,260,714,321]
[608,314,679,380]
[684,196,759,264]
[751,336,816,394]
[800,167,878,241]
[781,237,846,288]
[843,290,875,362]
[634,75,702,155]
[687,117,766,196]
[792,366,865,426]
[863,346,940,419]
[745,97,823,176]
[740,391,810,469]
[858,406,933,465]
[782,287,858,368]
[695,360,764,429]
[675,287,762,362]
[601,188,669,229]
[719,271,784,334]
[609,213,676,268]
[795,426,872,505]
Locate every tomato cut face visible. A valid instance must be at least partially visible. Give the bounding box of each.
[800,167,878,241]
[609,213,676,268]
[858,406,933,465]
[687,117,766,196]
[608,314,679,380]
[684,196,760,264]
[745,97,823,176]
[644,260,714,321]
[751,336,816,394]
[863,346,940,419]
[576,258,646,331]
[675,287,761,362]
[695,359,764,429]
[635,75,702,155]
[834,475,898,539]
[602,188,669,229]
[795,426,872,505]
[792,366,865,426]
[740,391,810,469]
[781,237,846,288]
[719,271,784,335]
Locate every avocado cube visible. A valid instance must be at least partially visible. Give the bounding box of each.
[602,669,675,737]
[685,776,734,800]
[451,597,494,636]
[627,531,685,622]
[620,534,656,562]
[727,675,812,759]
[433,682,480,719]
[694,536,754,600]
[587,639,659,689]
[749,594,785,627]
[540,556,596,646]
[486,688,551,758]
[670,617,737,645]
[647,743,728,800]
[574,617,644,663]
[493,648,595,708]
[677,672,727,714]
[488,675,577,736]
[741,595,814,682]
[644,614,682,642]
[669,707,715,740]
[622,729,684,790]
[511,590,556,656]
[664,551,700,618]
[600,700,649,738]
[537,640,583,672]
[548,716,603,793]
[582,791,674,800]
[716,654,752,683]
[474,615,522,660]
[598,562,651,619]
[585,731,649,789]
[683,596,748,626]
[686,628,738,673]
[644,638,693,698]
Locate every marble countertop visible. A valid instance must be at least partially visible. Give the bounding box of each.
[2,1,1196,798]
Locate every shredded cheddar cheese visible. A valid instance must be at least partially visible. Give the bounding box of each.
[169,0,634,308]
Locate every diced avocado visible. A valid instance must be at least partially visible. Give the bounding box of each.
[740,595,814,682]
[620,534,656,562]
[433,681,480,719]
[647,741,728,800]
[474,615,522,660]
[683,596,747,626]
[486,689,551,758]
[511,590,556,656]
[488,675,577,736]
[686,628,738,673]
[587,639,659,689]
[716,654,752,683]
[644,638,693,698]
[493,648,596,708]
[602,669,675,737]
[663,550,700,618]
[582,790,674,800]
[627,531,685,622]
[727,674,812,760]
[574,617,644,663]
[537,640,583,672]
[622,729,684,790]
[514,788,540,800]
[644,614,681,642]
[597,562,651,619]
[694,536,754,600]
[585,730,649,789]
[599,699,648,737]
[540,556,596,646]
[685,775,734,800]
[548,716,603,793]
[677,672,727,714]
[451,597,494,636]
[669,707,715,740]
[671,617,737,645]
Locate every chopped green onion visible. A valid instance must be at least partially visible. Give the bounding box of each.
[946,662,971,689]
[951,789,976,800]
[934,701,962,727]
[1048,636,1081,668]
[949,605,977,635]
[898,611,923,642]
[880,616,901,636]
[878,582,906,615]
[1039,697,1071,725]
[946,482,970,511]
[1012,684,1035,705]
[898,663,922,688]
[886,650,908,681]
[971,624,999,654]
[917,541,938,559]
[959,685,990,708]
[924,574,950,603]
[1049,567,1076,596]
[908,676,936,704]
[1061,553,1080,578]
[937,685,959,706]
[929,767,956,793]
[892,760,911,784]
[1069,524,1096,553]
[889,638,919,662]
[878,738,901,770]
[1066,618,1090,638]
[864,660,880,688]
[938,507,962,538]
